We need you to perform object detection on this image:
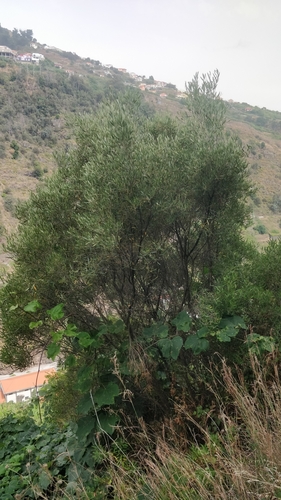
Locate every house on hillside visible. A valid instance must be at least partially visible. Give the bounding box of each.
[155,81,166,88]
[32,53,45,63]
[0,366,56,403]
[17,53,32,62]
[0,46,17,58]
[118,68,127,73]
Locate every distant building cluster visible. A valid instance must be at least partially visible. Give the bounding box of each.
[138,81,167,91]
[0,45,45,64]
[0,43,178,93]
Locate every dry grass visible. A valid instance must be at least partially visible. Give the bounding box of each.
[109,355,281,499]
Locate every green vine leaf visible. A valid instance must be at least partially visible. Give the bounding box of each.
[158,336,183,360]
[64,324,78,337]
[24,300,42,313]
[170,336,183,359]
[77,332,99,348]
[197,326,209,338]
[143,323,169,339]
[29,320,43,329]
[76,416,96,440]
[184,334,209,354]
[94,382,119,407]
[47,303,64,320]
[98,412,119,435]
[47,342,61,360]
[171,311,192,332]
[215,316,247,343]
[51,331,64,342]
[77,393,93,415]
[218,316,246,330]
[246,333,275,354]
[38,470,51,490]
[216,326,238,342]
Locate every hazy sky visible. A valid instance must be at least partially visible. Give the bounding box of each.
[1,0,281,110]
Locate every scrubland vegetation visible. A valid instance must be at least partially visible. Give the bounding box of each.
[1,69,281,498]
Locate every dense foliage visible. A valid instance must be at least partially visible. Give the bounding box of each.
[0,26,35,49]
[0,402,112,498]
[0,72,251,366]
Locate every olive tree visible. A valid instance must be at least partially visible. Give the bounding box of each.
[0,73,251,366]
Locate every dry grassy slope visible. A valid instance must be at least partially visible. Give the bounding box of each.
[225,119,281,244]
[0,151,52,271]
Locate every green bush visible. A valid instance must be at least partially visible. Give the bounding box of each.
[10,140,19,159]
[253,224,267,234]
[0,402,108,498]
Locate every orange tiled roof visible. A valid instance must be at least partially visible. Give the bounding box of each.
[0,368,55,395]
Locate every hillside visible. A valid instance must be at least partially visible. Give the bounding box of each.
[0,25,281,271]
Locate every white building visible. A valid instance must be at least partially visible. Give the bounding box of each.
[32,53,45,63]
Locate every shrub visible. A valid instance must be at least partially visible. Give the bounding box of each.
[30,166,43,178]
[10,140,19,159]
[3,195,16,216]
[253,224,267,234]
